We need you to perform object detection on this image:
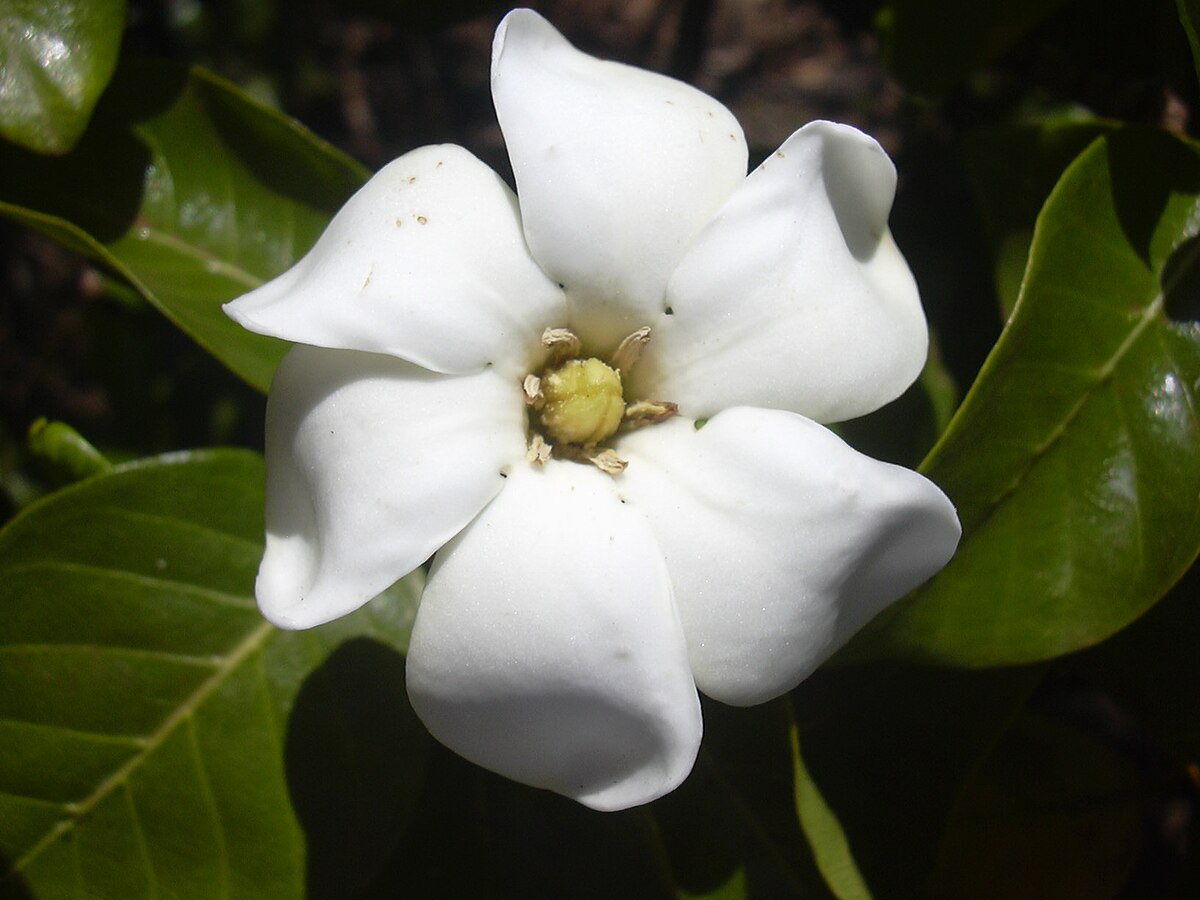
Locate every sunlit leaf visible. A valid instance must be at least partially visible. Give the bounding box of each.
[865,127,1200,667]
[0,0,125,154]
[0,63,368,393]
[0,450,426,898]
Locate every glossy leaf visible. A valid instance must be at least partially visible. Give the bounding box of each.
[963,118,1117,317]
[0,0,125,154]
[0,63,368,393]
[0,450,427,898]
[865,128,1200,666]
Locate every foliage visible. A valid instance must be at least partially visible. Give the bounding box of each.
[1,0,1198,897]
[0,1,126,154]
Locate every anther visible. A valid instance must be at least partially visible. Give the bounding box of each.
[587,449,628,475]
[523,374,544,408]
[622,399,678,430]
[526,434,552,465]
[609,327,651,372]
[541,327,581,364]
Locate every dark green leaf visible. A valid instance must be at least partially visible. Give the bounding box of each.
[927,709,1144,898]
[0,0,125,154]
[363,696,838,899]
[1178,0,1200,90]
[963,117,1118,318]
[0,450,426,898]
[789,662,1040,897]
[1060,557,1200,760]
[791,727,870,900]
[866,127,1200,667]
[0,63,368,393]
[880,0,1070,96]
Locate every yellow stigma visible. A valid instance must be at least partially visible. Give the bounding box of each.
[539,358,625,445]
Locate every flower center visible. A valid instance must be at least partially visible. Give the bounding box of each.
[522,326,678,474]
[539,358,625,445]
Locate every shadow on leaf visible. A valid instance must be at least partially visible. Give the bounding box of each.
[0,62,189,243]
[1162,232,1200,324]
[285,637,432,899]
[1106,128,1200,268]
[0,853,34,900]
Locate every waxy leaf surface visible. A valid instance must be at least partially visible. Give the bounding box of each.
[0,451,425,898]
[0,62,367,393]
[0,0,125,154]
[869,128,1200,666]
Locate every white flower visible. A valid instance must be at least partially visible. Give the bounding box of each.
[224,8,961,811]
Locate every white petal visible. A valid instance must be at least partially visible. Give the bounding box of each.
[491,9,748,350]
[630,121,926,423]
[619,409,960,705]
[224,144,564,377]
[406,461,701,811]
[257,346,525,629]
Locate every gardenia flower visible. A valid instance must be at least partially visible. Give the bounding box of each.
[224,8,961,811]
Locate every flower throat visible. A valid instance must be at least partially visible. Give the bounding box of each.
[522,326,677,474]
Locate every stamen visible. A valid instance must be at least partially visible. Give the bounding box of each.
[622,399,678,430]
[526,433,552,465]
[609,327,651,372]
[587,449,628,475]
[523,374,544,408]
[541,327,581,364]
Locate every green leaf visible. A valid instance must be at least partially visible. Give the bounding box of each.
[0,62,368,393]
[879,0,1070,96]
[788,662,1040,897]
[0,0,125,154]
[363,697,836,899]
[0,450,426,898]
[1060,557,1200,760]
[963,117,1118,318]
[928,709,1144,897]
[862,128,1200,668]
[791,726,870,900]
[26,419,111,484]
[657,700,836,899]
[1178,0,1200,90]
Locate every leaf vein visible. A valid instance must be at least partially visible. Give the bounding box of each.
[4,560,256,610]
[973,294,1164,529]
[187,716,232,899]
[7,621,276,878]
[124,783,158,900]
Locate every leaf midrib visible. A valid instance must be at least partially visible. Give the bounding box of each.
[961,291,1164,536]
[8,619,277,877]
[941,205,1200,542]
